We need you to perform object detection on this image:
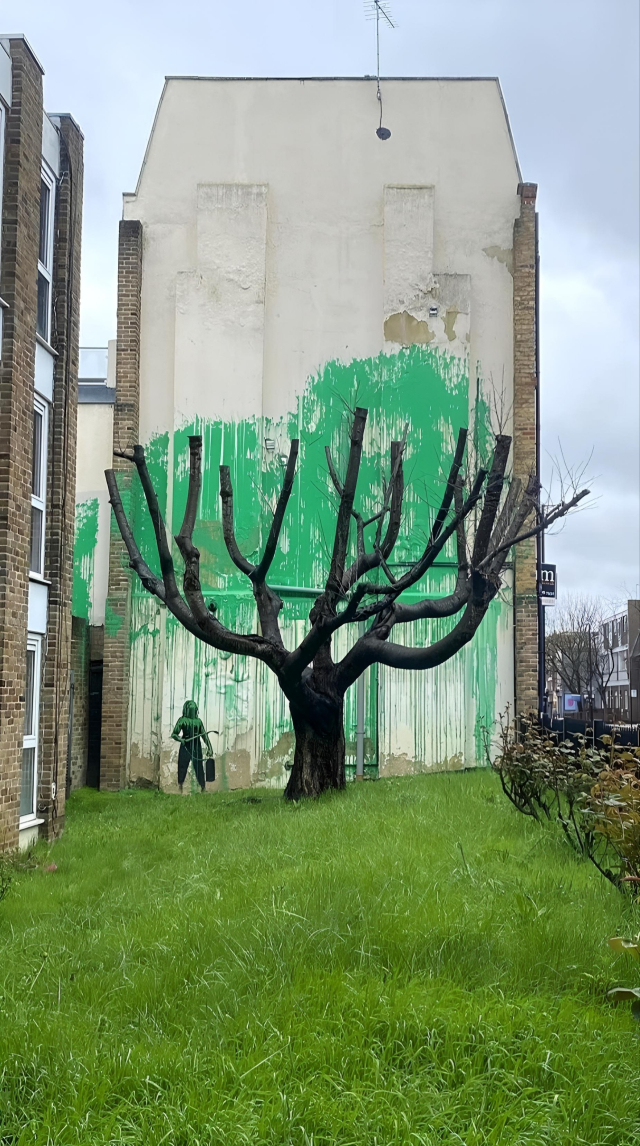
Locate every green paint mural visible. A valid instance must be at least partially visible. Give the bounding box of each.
[72,497,99,621]
[91,344,510,788]
[129,345,472,587]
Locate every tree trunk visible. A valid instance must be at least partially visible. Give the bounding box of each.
[284,703,346,799]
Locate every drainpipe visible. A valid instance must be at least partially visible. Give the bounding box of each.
[355,622,365,780]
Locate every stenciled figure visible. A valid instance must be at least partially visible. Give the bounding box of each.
[171,700,214,793]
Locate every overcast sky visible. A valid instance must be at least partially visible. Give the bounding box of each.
[10,0,640,604]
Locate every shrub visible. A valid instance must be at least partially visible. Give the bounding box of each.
[491,713,640,888]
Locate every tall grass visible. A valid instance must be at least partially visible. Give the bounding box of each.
[1,771,638,1145]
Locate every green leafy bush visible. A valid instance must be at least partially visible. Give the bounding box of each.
[491,714,640,887]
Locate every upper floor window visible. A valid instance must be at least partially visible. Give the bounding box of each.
[36,167,55,343]
[30,397,48,576]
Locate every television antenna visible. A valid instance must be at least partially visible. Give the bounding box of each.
[365,0,396,139]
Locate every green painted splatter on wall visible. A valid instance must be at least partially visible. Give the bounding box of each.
[125,344,470,593]
[72,498,99,621]
[97,344,510,783]
[104,601,124,637]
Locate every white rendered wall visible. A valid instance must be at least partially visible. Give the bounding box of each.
[75,402,113,626]
[125,78,519,442]
[120,78,521,785]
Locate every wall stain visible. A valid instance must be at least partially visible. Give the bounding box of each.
[384,311,435,346]
[218,747,252,791]
[482,246,513,276]
[255,729,295,781]
[380,750,464,776]
[443,306,459,342]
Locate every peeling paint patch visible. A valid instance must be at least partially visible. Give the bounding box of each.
[443,306,459,342]
[218,748,252,790]
[255,729,295,781]
[384,311,435,346]
[483,246,513,276]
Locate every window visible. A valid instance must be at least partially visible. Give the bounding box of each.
[30,398,48,576]
[36,168,55,342]
[21,636,42,821]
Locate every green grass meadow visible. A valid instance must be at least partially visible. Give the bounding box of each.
[1,771,639,1145]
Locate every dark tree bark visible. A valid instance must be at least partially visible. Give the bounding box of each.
[106,407,589,799]
[286,701,346,799]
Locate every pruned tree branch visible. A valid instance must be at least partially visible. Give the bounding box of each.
[107,403,592,800]
[471,433,511,565]
[253,439,299,584]
[326,407,368,598]
[376,424,409,554]
[219,465,255,576]
[427,427,467,547]
[478,485,590,572]
[105,469,166,602]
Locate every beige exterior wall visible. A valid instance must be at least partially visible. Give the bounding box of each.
[75,399,114,627]
[126,78,519,442]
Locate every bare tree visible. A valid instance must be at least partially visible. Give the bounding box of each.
[106,408,588,799]
[545,594,615,709]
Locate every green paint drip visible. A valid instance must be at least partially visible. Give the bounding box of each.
[72,498,99,621]
[104,601,124,637]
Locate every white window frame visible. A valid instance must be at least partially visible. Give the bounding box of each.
[20,634,43,825]
[30,396,48,577]
[36,164,56,344]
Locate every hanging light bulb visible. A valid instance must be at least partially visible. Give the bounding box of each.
[365,2,396,141]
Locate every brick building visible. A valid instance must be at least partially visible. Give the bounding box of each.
[602,601,640,724]
[0,35,83,850]
[72,77,539,792]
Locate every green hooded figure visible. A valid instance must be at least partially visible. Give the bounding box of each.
[171,700,214,793]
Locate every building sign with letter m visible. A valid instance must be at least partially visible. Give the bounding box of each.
[538,563,557,605]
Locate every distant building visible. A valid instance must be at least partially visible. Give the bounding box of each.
[69,344,115,790]
[0,36,83,850]
[602,601,640,724]
[72,77,540,792]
